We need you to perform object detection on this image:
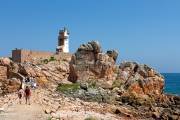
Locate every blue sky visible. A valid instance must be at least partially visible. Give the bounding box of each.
[0,0,179,73]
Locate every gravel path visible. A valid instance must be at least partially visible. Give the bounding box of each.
[0,91,48,120]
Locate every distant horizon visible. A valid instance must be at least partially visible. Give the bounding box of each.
[0,0,180,73]
[161,72,180,74]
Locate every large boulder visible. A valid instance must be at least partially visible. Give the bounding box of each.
[0,58,22,95]
[0,58,11,66]
[18,60,71,85]
[0,78,21,95]
[0,66,7,80]
[0,55,72,94]
[68,41,118,83]
[18,63,37,77]
[6,78,21,93]
[74,41,101,65]
[117,61,164,97]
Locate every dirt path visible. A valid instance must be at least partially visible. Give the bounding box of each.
[0,103,47,120]
[0,90,48,120]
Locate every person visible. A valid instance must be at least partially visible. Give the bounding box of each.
[18,87,24,104]
[33,82,37,89]
[31,77,37,89]
[24,86,31,105]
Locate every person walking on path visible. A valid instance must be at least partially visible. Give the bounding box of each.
[18,87,24,104]
[24,86,31,105]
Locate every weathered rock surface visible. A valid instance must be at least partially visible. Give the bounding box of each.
[68,41,118,83]
[36,88,125,120]
[106,50,118,62]
[68,41,164,98]
[0,41,179,120]
[117,61,164,97]
[0,57,11,66]
[0,55,72,95]
[0,66,7,80]
[0,58,21,95]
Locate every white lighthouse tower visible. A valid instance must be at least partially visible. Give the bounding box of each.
[56,27,69,53]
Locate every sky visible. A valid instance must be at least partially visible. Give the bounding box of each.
[0,0,179,73]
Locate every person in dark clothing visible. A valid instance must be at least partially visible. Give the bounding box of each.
[24,86,31,105]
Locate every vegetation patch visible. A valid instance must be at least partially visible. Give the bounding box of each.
[87,80,97,88]
[84,116,98,120]
[47,117,52,120]
[49,56,56,62]
[57,83,80,93]
[41,56,56,64]
[42,59,49,64]
[112,79,124,88]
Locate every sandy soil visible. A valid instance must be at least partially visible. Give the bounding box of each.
[0,92,48,120]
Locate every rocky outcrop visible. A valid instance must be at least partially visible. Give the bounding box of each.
[68,41,118,83]
[117,61,164,97]
[18,61,70,85]
[33,88,123,120]
[0,66,7,80]
[0,58,21,95]
[68,41,164,99]
[0,55,72,95]
[0,58,11,66]
[106,50,118,62]
[0,40,179,120]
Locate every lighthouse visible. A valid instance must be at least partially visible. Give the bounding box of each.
[56,27,69,53]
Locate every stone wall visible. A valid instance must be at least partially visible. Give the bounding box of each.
[12,49,54,63]
[54,52,72,61]
[12,49,72,63]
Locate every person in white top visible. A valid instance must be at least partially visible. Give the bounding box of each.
[18,87,24,104]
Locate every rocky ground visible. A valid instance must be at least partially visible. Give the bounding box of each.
[0,86,179,120]
[0,87,130,120]
[0,41,180,120]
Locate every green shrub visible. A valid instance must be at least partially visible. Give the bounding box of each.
[112,79,123,88]
[84,116,98,120]
[57,83,80,93]
[49,56,56,62]
[47,117,52,120]
[88,80,97,88]
[41,56,56,64]
[42,59,49,64]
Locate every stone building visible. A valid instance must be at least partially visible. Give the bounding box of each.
[12,27,70,63]
[12,49,54,63]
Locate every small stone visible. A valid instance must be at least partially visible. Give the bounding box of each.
[45,109,51,114]
[51,112,60,119]
[152,111,160,119]
[50,108,57,113]
[0,107,4,113]
[80,83,88,91]
[51,118,56,120]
